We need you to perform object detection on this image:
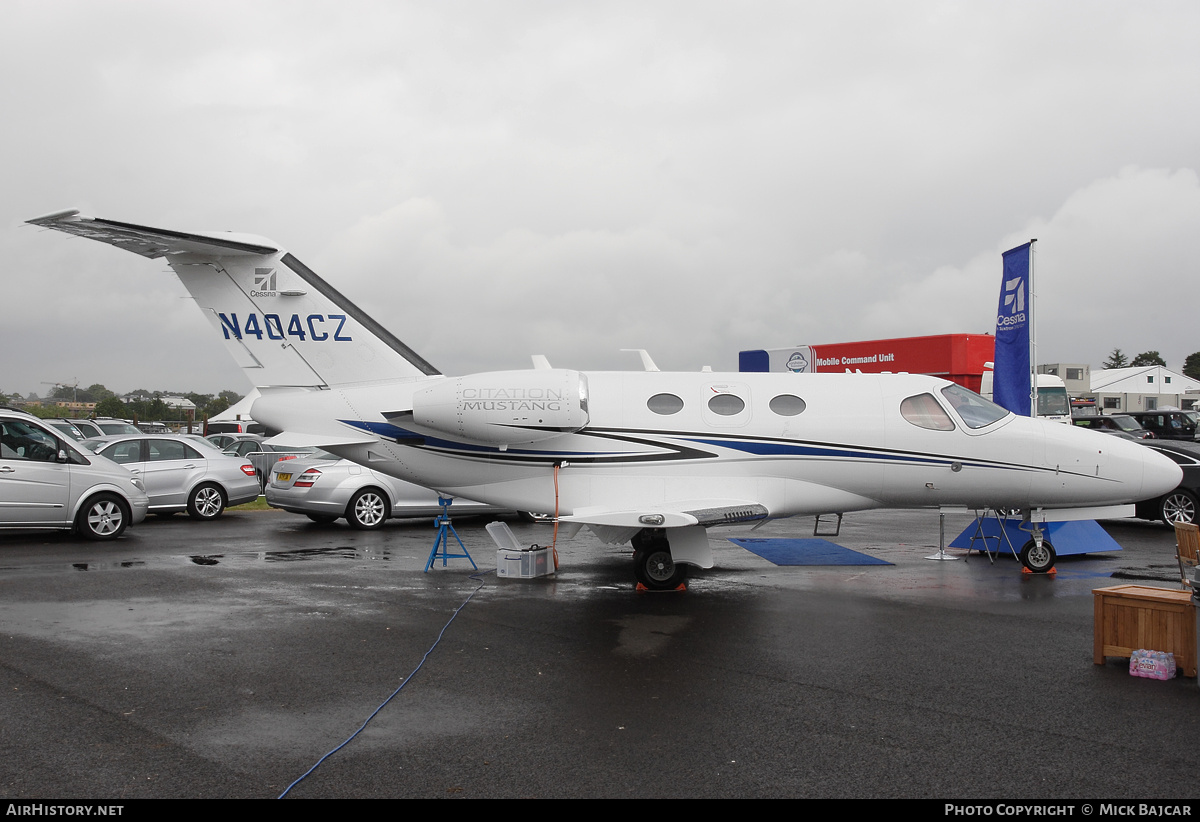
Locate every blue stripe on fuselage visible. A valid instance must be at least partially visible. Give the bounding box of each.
[338,418,1034,473]
[680,436,960,466]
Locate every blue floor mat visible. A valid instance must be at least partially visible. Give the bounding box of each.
[729,537,893,566]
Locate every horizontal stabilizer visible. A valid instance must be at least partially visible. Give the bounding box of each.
[265,431,377,449]
[27,210,278,258]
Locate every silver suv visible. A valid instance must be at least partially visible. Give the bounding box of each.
[0,410,150,540]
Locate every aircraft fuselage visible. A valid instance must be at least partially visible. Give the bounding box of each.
[250,369,1172,521]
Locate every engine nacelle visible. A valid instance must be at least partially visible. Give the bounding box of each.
[409,369,590,445]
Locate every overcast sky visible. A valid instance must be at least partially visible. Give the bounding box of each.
[3,1,1198,398]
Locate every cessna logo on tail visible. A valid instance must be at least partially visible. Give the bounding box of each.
[250,268,277,297]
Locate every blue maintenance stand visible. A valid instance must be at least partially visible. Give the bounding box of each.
[424,497,478,573]
[949,516,1122,559]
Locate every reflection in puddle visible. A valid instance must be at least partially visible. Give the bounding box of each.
[263,546,393,562]
[72,561,146,571]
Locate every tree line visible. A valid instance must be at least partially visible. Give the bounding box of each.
[3,383,243,423]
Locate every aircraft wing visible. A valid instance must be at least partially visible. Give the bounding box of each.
[556,502,768,570]
[559,501,768,533]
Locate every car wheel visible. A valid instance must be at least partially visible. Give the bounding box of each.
[306,514,339,524]
[1161,490,1198,525]
[76,493,130,541]
[1019,539,1056,573]
[347,488,389,530]
[187,483,226,521]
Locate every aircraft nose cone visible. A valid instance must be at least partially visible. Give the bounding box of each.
[1140,444,1183,500]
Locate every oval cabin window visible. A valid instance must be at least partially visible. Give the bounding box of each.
[708,394,745,416]
[769,394,806,416]
[647,393,684,415]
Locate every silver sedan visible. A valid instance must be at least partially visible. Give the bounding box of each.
[266,457,517,529]
[80,435,261,520]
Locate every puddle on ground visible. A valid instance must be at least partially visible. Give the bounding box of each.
[72,560,146,571]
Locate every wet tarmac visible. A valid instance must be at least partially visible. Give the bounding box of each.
[0,507,1196,799]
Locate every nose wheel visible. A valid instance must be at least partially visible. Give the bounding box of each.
[1019,538,1057,573]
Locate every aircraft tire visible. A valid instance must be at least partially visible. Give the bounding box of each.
[1160,490,1198,525]
[633,546,689,590]
[1019,539,1056,573]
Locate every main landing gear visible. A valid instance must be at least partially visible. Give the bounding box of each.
[631,529,690,591]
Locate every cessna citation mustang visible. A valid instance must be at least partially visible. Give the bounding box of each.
[29,210,1181,587]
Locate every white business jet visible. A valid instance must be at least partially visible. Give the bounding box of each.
[28,210,1181,586]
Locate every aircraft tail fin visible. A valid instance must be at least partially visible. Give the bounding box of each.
[27,210,440,388]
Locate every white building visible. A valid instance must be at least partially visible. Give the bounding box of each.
[1087,366,1200,413]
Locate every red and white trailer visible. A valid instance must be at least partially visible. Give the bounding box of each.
[739,333,995,393]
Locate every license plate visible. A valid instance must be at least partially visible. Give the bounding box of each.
[277,473,292,482]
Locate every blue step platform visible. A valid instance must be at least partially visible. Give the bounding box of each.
[948,518,1122,557]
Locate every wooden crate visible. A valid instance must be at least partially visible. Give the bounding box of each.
[1093,584,1197,677]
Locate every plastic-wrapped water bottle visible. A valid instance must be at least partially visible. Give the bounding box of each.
[1129,649,1176,680]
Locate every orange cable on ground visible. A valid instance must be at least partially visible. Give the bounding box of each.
[551,463,560,570]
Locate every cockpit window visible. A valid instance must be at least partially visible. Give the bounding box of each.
[941,384,1010,429]
[900,394,955,431]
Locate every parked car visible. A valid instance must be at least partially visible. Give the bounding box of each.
[206,432,262,452]
[1125,411,1200,442]
[181,434,226,452]
[266,456,517,529]
[79,434,260,520]
[1134,439,1200,525]
[1072,414,1156,439]
[205,419,266,436]
[68,419,104,438]
[222,437,327,489]
[43,418,86,441]
[70,418,142,437]
[1,409,149,539]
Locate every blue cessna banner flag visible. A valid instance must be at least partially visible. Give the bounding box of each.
[994,241,1035,416]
